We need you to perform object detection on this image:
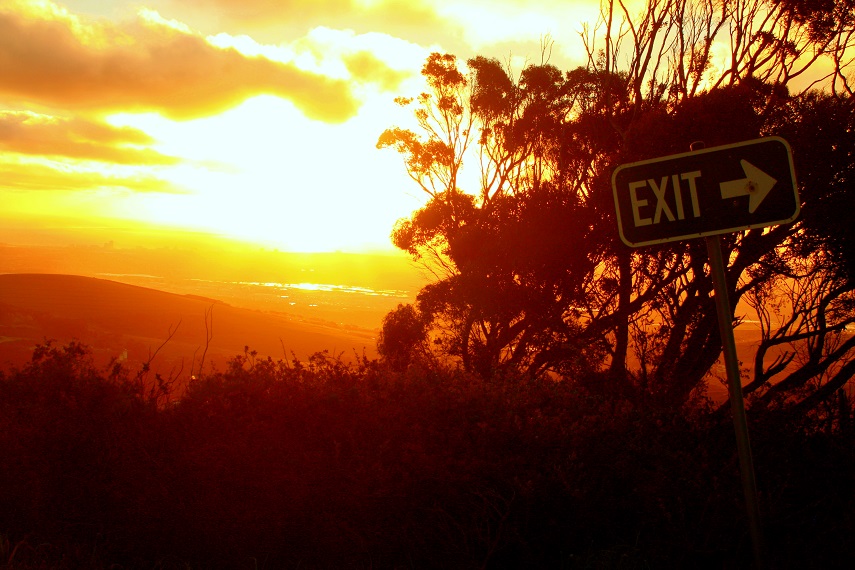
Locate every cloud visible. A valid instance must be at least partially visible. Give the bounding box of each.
[0,159,185,194]
[177,0,358,23]
[0,2,361,122]
[173,0,428,26]
[277,27,424,90]
[343,50,410,90]
[170,0,459,47]
[0,111,179,165]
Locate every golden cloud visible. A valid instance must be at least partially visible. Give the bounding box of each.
[0,3,360,122]
[176,0,388,24]
[0,111,179,165]
[0,159,186,194]
[343,51,411,91]
[172,0,452,45]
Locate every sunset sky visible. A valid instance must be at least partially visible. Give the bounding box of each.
[0,0,603,253]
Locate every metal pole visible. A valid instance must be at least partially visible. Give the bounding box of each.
[705,235,764,569]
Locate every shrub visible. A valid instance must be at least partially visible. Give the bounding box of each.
[0,342,852,568]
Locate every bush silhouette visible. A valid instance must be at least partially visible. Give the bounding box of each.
[0,341,852,568]
[377,303,431,371]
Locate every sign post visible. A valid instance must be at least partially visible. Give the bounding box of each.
[612,137,799,569]
[706,233,764,569]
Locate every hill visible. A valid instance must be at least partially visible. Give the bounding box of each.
[0,273,376,378]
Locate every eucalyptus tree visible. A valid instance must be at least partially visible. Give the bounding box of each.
[378,0,855,415]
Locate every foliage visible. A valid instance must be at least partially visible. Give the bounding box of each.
[1,342,854,568]
[377,0,855,414]
[377,303,432,371]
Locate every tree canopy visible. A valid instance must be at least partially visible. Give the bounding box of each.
[378,0,855,415]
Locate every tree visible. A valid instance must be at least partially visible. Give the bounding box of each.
[742,91,855,415]
[377,303,431,371]
[380,53,607,379]
[378,0,855,414]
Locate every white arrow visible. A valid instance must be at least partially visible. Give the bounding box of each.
[719,160,777,213]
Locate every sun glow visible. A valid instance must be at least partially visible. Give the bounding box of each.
[103,93,420,252]
[0,0,435,253]
[0,0,608,255]
[437,0,600,65]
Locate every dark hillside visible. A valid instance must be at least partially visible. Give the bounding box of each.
[0,273,375,376]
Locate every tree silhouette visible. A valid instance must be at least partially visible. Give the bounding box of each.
[377,303,431,371]
[379,0,855,414]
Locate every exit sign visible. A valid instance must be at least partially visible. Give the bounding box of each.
[611,137,799,247]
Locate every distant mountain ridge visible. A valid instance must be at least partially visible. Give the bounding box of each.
[0,273,376,375]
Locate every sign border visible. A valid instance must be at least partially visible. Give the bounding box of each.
[611,136,799,248]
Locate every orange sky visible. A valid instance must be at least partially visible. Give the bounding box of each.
[0,0,602,253]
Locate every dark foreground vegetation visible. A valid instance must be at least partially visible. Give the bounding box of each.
[4,1,855,566]
[1,341,853,569]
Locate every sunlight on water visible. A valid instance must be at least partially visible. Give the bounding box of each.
[191,278,413,329]
[91,273,415,329]
[235,280,410,297]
